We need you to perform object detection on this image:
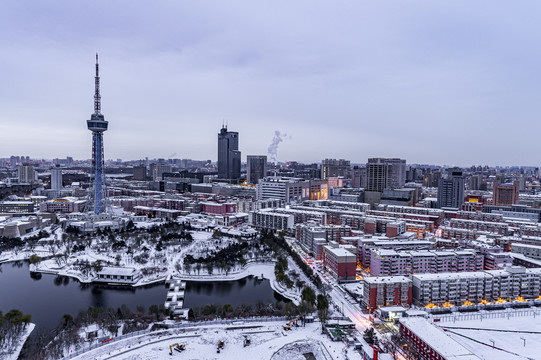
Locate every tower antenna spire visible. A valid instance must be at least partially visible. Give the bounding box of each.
[94,53,101,115]
[87,53,108,215]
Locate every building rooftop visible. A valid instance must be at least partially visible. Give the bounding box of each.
[511,242,541,250]
[98,267,139,276]
[399,317,481,359]
[363,276,411,284]
[323,246,356,258]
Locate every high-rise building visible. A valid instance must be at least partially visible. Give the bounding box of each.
[86,54,108,214]
[133,165,146,181]
[246,155,267,184]
[217,125,241,179]
[366,158,406,191]
[18,164,35,183]
[50,166,62,190]
[366,160,391,192]
[469,174,482,190]
[351,166,364,188]
[437,169,465,209]
[256,177,309,203]
[153,165,172,181]
[321,159,350,180]
[493,180,519,206]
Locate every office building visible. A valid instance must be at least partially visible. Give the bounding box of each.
[321,159,350,180]
[18,164,35,183]
[469,174,483,190]
[492,180,519,206]
[246,155,267,184]
[133,165,147,181]
[152,165,172,181]
[217,125,241,179]
[437,169,464,209]
[366,159,391,192]
[366,158,406,191]
[50,166,62,190]
[0,201,35,213]
[39,197,86,213]
[256,177,309,203]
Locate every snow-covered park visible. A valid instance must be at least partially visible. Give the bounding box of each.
[70,321,360,360]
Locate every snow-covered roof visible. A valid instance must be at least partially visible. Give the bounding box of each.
[511,242,541,250]
[399,317,481,359]
[363,276,411,284]
[98,267,140,276]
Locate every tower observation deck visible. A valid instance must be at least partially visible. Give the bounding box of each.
[87,54,108,214]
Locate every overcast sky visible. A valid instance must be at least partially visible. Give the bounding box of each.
[1,1,540,166]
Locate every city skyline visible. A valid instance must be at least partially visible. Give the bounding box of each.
[1,1,541,166]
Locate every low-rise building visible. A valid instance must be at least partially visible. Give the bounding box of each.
[201,202,237,215]
[484,252,513,270]
[39,197,87,213]
[96,267,142,285]
[134,206,182,219]
[399,317,480,360]
[322,243,356,281]
[511,243,541,260]
[362,276,412,310]
[249,209,294,231]
[0,201,35,213]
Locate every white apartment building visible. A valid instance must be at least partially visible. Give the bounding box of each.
[412,266,541,306]
[249,209,294,231]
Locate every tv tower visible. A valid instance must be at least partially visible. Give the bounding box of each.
[87,53,108,214]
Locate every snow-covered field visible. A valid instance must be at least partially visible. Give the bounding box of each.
[439,312,541,360]
[72,322,360,360]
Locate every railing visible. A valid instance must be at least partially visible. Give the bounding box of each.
[433,308,540,323]
[175,259,275,280]
[62,316,288,359]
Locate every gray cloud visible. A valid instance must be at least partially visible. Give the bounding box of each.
[0,1,540,166]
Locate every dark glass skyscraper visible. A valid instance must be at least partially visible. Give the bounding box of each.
[217,125,241,179]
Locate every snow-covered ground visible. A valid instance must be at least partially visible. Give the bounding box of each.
[70,321,362,360]
[440,311,541,360]
[5,323,35,360]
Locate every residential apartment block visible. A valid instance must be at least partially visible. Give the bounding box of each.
[412,266,541,306]
[362,276,412,310]
[369,249,483,276]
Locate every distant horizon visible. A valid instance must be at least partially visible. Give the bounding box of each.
[2,155,540,170]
